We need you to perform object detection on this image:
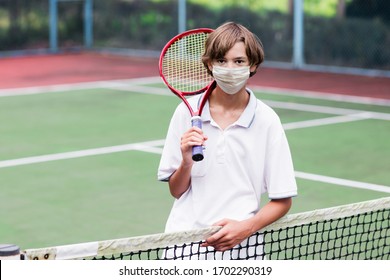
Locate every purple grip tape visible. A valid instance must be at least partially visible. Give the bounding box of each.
[191,116,204,161]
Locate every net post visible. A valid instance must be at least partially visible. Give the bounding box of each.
[0,244,21,260]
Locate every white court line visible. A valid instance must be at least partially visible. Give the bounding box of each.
[2,78,389,120]
[1,137,388,194]
[107,84,390,120]
[265,100,390,121]
[113,84,171,96]
[295,171,390,194]
[251,85,390,106]
[0,139,165,168]
[1,114,367,169]
[265,100,367,115]
[0,111,382,168]
[1,78,389,193]
[98,84,390,120]
[283,112,372,130]
[1,76,389,107]
[0,77,162,97]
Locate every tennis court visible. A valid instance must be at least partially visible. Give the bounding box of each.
[0,53,389,253]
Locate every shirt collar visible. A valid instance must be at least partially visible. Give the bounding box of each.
[201,88,257,128]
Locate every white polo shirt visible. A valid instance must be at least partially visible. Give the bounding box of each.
[158,89,297,233]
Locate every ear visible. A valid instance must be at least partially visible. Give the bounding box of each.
[208,62,213,72]
[250,64,257,73]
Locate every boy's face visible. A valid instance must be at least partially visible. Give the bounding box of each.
[209,42,257,73]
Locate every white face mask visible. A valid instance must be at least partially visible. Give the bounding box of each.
[212,65,250,95]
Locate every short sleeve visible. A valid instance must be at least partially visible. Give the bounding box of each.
[157,103,191,182]
[263,121,297,199]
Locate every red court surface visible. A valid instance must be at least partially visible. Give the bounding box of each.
[0,52,389,99]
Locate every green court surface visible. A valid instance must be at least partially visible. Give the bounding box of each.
[0,79,389,249]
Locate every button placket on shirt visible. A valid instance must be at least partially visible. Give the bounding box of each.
[216,131,226,164]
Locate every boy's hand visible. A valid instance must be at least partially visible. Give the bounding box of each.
[180,127,207,164]
[201,219,254,251]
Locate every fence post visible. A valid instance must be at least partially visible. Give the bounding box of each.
[293,0,304,68]
[178,0,186,33]
[49,0,58,53]
[84,0,93,48]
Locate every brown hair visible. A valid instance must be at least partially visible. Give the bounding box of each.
[202,22,264,77]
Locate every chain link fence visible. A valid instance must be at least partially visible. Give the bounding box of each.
[0,0,389,75]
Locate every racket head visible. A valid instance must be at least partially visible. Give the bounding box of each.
[159,28,214,97]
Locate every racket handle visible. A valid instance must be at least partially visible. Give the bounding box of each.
[191,116,204,162]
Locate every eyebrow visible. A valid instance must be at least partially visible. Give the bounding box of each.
[216,56,247,60]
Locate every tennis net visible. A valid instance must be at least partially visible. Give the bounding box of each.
[21,197,389,260]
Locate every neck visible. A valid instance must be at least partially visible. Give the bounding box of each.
[209,87,249,110]
[208,87,250,130]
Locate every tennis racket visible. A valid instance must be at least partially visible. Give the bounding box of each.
[159,28,216,162]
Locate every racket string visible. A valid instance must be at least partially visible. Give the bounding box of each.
[162,32,213,94]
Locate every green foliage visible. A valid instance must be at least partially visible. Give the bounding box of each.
[346,0,390,21]
[93,0,177,49]
[189,0,341,17]
[304,15,390,67]
[0,0,388,69]
[187,0,289,13]
[0,0,49,50]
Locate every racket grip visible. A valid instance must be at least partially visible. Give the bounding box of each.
[191,116,204,162]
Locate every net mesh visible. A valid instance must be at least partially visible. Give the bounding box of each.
[22,197,390,260]
[161,31,213,94]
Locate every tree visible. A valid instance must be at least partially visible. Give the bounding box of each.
[8,0,21,34]
[336,0,346,19]
[346,0,390,21]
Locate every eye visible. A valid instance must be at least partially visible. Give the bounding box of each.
[215,58,226,65]
[235,59,246,65]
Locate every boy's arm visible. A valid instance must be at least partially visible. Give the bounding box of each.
[168,162,193,199]
[168,126,207,199]
[203,197,292,251]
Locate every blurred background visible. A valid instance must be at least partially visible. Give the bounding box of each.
[0,0,389,77]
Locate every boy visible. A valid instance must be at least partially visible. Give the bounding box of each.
[158,22,297,259]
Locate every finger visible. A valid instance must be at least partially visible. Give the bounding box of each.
[202,241,234,252]
[205,231,227,246]
[181,134,203,148]
[212,219,230,227]
[182,132,205,144]
[189,126,203,134]
[188,127,208,141]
